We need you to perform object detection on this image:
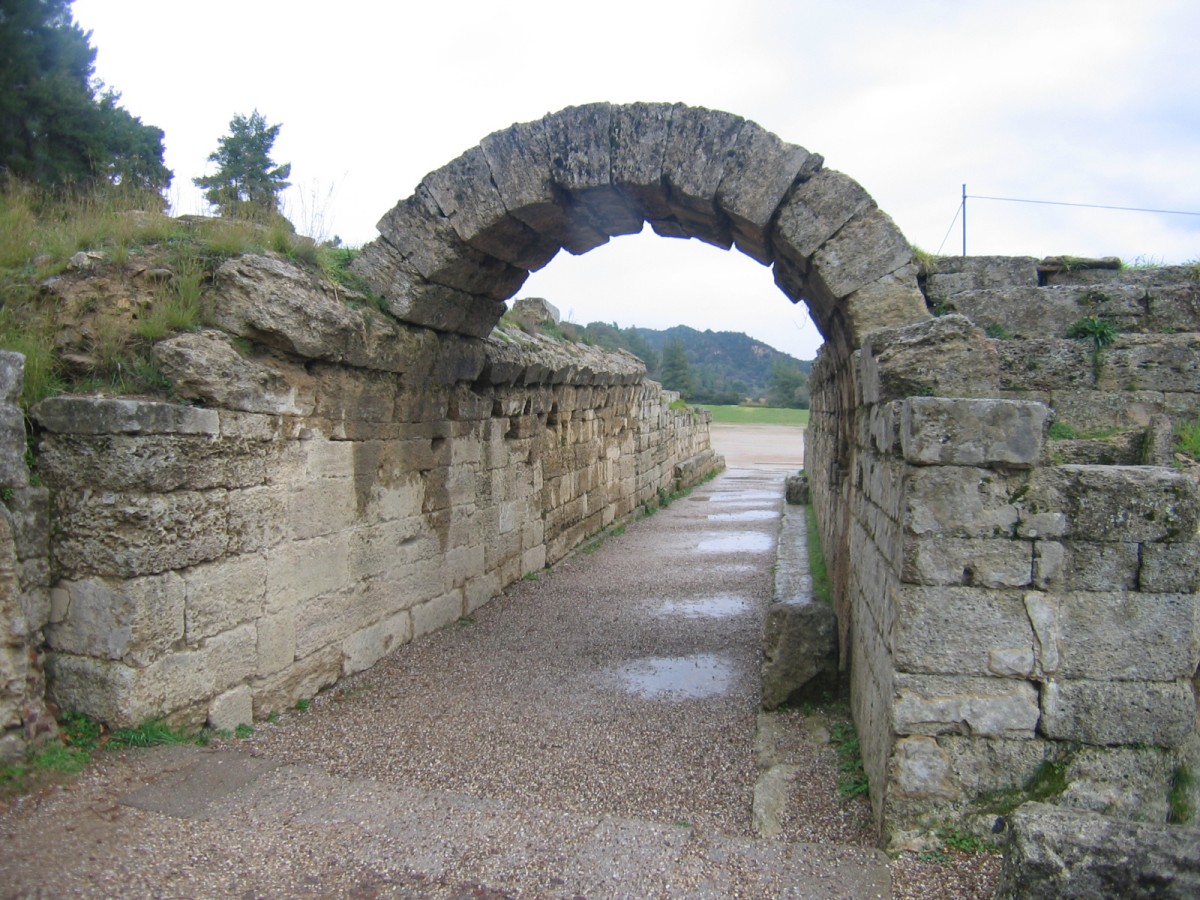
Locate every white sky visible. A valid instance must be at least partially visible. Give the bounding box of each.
[73,0,1200,361]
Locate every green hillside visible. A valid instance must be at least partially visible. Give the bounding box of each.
[577,322,812,406]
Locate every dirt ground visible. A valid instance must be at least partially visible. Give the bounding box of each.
[708,422,805,470]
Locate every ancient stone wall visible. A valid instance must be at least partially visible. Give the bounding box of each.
[18,254,719,734]
[806,256,1200,842]
[0,353,56,761]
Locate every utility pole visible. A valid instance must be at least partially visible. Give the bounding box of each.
[962,184,967,256]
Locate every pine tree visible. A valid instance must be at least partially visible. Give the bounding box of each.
[0,0,170,192]
[659,337,693,397]
[193,110,291,220]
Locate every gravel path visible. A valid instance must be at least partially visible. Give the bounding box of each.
[0,425,1000,897]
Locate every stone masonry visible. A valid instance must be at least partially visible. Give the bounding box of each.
[23,254,718,733]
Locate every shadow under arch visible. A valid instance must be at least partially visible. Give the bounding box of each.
[350,102,930,363]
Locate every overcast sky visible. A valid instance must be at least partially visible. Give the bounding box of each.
[73,0,1199,361]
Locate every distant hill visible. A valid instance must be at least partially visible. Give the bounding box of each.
[576,322,812,406]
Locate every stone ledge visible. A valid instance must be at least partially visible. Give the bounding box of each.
[33,397,219,436]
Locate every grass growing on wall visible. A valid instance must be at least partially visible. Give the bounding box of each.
[803,504,832,605]
[697,405,809,426]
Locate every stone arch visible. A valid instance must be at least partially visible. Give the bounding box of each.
[352,102,930,358]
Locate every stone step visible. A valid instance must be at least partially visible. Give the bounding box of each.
[120,746,891,898]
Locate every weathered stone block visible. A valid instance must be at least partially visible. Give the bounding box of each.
[155,330,315,416]
[893,673,1040,738]
[1032,540,1139,591]
[55,487,228,579]
[904,465,1020,539]
[0,351,24,403]
[342,611,412,676]
[894,585,1033,677]
[760,599,838,710]
[860,316,1000,404]
[772,168,873,264]
[184,555,267,643]
[264,532,350,613]
[256,610,296,677]
[412,590,463,638]
[1018,465,1200,543]
[46,574,185,666]
[1059,745,1177,822]
[840,266,930,341]
[1140,542,1200,592]
[34,397,219,436]
[902,537,1031,588]
[1041,678,1196,747]
[1100,333,1200,393]
[888,735,962,802]
[0,406,28,488]
[152,623,257,713]
[923,256,1040,296]
[997,803,1200,899]
[900,397,1048,468]
[662,106,745,224]
[1024,590,1198,681]
[251,645,340,719]
[714,122,816,263]
[420,145,560,269]
[46,653,146,726]
[207,684,253,730]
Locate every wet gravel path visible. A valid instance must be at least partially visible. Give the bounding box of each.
[248,465,781,837]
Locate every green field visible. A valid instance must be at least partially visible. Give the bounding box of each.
[697,405,810,426]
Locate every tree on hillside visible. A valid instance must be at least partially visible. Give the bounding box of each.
[660,337,693,397]
[193,110,291,220]
[0,0,171,193]
[767,359,810,409]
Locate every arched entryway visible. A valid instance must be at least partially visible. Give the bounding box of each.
[351,102,930,361]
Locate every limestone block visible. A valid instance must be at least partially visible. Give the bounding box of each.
[207,684,253,730]
[152,623,257,713]
[893,673,1040,739]
[0,350,24,402]
[760,599,839,710]
[1140,542,1200,592]
[52,490,228,579]
[1147,283,1200,333]
[1031,540,1138,591]
[46,653,147,726]
[349,238,504,338]
[894,585,1033,677]
[4,485,49,564]
[250,645,340,719]
[889,735,962,801]
[286,477,358,541]
[1043,390,1163,435]
[659,106,744,246]
[342,611,412,676]
[900,397,1048,468]
[714,122,817,263]
[255,610,296,677]
[1040,678,1196,747]
[936,735,1049,796]
[155,331,315,416]
[901,537,1032,588]
[860,316,1000,404]
[772,169,873,265]
[996,339,1094,392]
[1099,333,1200,393]
[1018,465,1200,543]
[264,532,350,613]
[922,256,1040,296]
[183,555,267,643]
[375,189,527,300]
[840,266,930,341]
[1025,590,1198,681]
[946,285,1145,340]
[226,485,287,554]
[479,117,607,254]
[610,101,675,221]
[420,145,560,269]
[904,465,1020,539]
[997,803,1200,898]
[0,405,28,488]
[544,103,643,239]
[1059,745,1176,822]
[46,574,184,666]
[33,397,218,436]
[412,590,463,639]
[38,433,269,493]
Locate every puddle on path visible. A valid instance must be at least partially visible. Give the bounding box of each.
[708,490,779,504]
[656,595,750,619]
[696,532,776,553]
[707,509,778,522]
[611,654,734,699]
